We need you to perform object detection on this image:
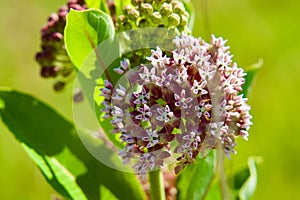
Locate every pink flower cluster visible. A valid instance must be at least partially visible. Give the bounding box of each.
[100,34,252,174]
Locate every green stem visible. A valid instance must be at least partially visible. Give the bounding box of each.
[149,170,166,200]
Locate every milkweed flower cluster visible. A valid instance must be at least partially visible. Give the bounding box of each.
[101,34,252,175]
[35,0,86,91]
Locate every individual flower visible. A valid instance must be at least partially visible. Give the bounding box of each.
[100,33,252,174]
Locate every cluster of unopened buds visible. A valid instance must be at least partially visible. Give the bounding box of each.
[117,0,190,66]
[117,0,189,32]
[35,0,86,91]
[100,33,252,175]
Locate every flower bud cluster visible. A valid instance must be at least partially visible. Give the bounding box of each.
[117,0,189,32]
[116,0,190,67]
[35,0,86,91]
[100,34,252,174]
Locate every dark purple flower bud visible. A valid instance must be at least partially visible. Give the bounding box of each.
[54,81,66,91]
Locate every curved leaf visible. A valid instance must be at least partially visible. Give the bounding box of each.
[64,9,115,69]
[231,157,259,200]
[176,151,217,200]
[205,157,260,200]
[0,89,146,200]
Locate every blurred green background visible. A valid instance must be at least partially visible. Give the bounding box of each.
[0,0,299,199]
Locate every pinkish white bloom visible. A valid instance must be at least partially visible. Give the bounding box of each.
[100,33,252,174]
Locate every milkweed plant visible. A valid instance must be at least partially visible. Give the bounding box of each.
[0,0,263,200]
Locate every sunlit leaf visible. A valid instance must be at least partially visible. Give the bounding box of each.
[176,151,217,200]
[64,9,114,69]
[65,8,123,147]
[0,89,146,200]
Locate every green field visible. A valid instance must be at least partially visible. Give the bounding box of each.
[0,0,299,199]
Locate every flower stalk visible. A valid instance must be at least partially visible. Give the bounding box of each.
[149,169,166,200]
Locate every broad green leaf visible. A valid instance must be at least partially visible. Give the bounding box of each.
[65,8,123,147]
[242,59,263,97]
[176,151,217,200]
[182,0,195,31]
[0,89,146,200]
[64,9,115,69]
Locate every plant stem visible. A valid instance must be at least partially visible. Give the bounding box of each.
[149,170,166,200]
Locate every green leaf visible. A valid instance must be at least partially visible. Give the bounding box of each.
[229,157,260,200]
[64,9,115,69]
[65,8,123,147]
[182,0,195,31]
[242,59,263,97]
[85,0,101,10]
[0,89,146,200]
[72,37,123,148]
[85,0,110,14]
[176,151,217,200]
[205,157,260,200]
[204,182,222,200]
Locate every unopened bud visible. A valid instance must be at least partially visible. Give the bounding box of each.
[168,13,180,26]
[51,32,64,42]
[140,3,153,15]
[128,9,140,20]
[117,15,126,23]
[54,81,66,91]
[123,5,133,15]
[41,66,59,78]
[150,12,162,24]
[180,14,189,26]
[160,3,173,16]
[48,14,59,26]
[173,2,186,15]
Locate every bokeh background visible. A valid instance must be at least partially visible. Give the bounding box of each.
[0,0,299,199]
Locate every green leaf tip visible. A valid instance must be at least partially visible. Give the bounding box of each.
[244,58,264,72]
[242,59,263,97]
